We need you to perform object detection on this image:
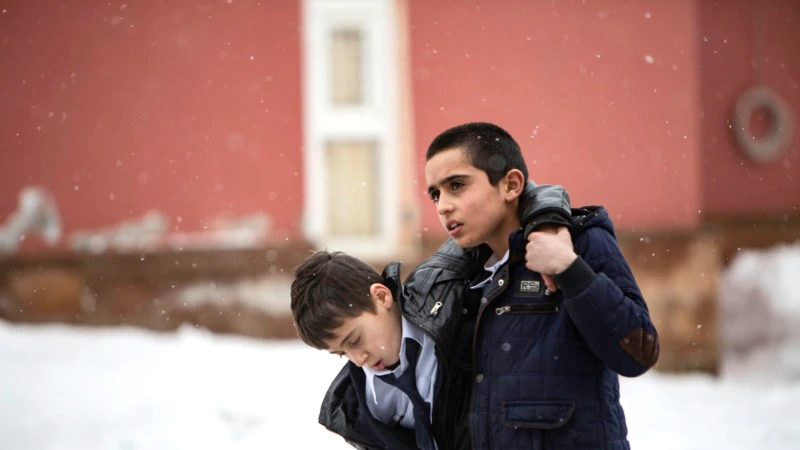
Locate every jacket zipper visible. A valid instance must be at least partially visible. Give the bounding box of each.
[469,272,510,450]
[495,303,559,315]
[406,287,463,448]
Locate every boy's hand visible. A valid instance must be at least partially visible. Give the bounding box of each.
[525,225,577,291]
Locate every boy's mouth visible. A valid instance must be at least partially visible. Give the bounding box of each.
[445,220,463,236]
[372,360,385,371]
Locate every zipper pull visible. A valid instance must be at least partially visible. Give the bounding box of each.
[495,306,511,315]
[429,301,443,316]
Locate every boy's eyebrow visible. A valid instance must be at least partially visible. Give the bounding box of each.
[427,174,469,195]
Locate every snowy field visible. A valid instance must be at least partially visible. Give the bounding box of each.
[1,244,799,450]
[2,323,798,450]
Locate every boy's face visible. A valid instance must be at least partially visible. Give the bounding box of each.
[322,284,403,371]
[425,147,517,250]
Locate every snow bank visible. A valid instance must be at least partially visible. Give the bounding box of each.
[719,243,800,380]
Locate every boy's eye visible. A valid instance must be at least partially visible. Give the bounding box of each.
[450,181,464,191]
[350,336,360,346]
[429,191,440,203]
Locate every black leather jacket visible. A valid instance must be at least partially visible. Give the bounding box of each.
[318,182,572,450]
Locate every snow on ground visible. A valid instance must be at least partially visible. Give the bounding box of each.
[0,324,350,450]
[1,322,798,450]
[623,371,800,449]
[2,243,800,450]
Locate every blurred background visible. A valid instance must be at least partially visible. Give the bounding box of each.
[1,0,798,448]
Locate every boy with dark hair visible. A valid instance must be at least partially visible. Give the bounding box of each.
[291,182,572,449]
[425,122,659,449]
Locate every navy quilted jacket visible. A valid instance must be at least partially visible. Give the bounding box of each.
[318,183,572,450]
[468,206,659,450]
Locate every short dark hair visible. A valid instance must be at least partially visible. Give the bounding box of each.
[426,122,528,185]
[290,250,382,349]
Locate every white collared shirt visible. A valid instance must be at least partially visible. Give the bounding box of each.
[470,250,510,290]
[363,316,438,429]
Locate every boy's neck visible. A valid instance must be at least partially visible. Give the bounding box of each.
[485,215,521,259]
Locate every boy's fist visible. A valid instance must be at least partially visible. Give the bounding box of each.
[525,225,577,291]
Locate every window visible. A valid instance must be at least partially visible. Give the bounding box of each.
[325,139,378,236]
[303,0,400,259]
[330,29,364,106]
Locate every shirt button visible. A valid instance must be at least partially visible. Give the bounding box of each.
[480,297,488,304]
[393,415,401,422]
[476,373,484,383]
[462,308,469,314]
[498,279,504,286]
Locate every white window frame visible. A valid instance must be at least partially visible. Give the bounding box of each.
[302,0,400,260]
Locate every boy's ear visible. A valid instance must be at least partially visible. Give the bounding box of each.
[502,169,525,202]
[369,283,394,310]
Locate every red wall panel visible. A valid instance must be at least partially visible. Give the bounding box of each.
[0,0,303,248]
[409,0,704,233]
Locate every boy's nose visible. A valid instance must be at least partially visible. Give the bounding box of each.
[436,197,454,215]
[350,351,369,367]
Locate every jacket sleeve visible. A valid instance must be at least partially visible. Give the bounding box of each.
[319,366,386,450]
[344,440,380,450]
[554,226,660,377]
[518,181,572,238]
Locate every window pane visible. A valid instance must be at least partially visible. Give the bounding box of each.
[330,29,363,106]
[326,140,378,236]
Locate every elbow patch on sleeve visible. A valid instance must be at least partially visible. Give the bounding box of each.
[619,328,660,368]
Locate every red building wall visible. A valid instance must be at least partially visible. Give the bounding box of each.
[4,0,796,253]
[409,0,705,234]
[0,1,303,243]
[699,0,800,218]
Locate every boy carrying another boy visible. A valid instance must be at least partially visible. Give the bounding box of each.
[291,181,572,449]
[291,120,659,449]
[424,122,659,449]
